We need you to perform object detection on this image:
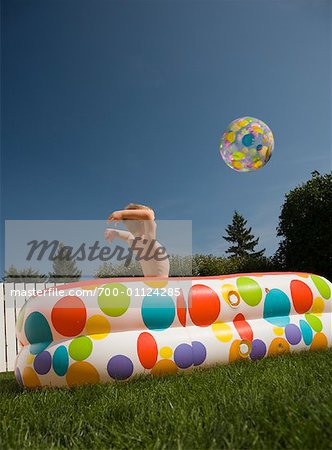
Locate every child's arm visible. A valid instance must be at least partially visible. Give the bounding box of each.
[104,228,134,244]
[107,209,155,223]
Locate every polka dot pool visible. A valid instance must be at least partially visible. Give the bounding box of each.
[15,272,332,388]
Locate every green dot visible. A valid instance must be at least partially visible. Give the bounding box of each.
[304,313,323,333]
[98,283,130,317]
[236,277,262,306]
[69,336,93,361]
[311,275,331,300]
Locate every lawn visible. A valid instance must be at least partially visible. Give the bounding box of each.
[1,350,332,450]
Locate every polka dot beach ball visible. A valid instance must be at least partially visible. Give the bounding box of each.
[219,117,274,172]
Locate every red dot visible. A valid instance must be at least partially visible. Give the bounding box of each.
[290,280,313,314]
[51,296,86,337]
[176,289,186,327]
[233,313,253,342]
[189,285,220,327]
[137,332,158,369]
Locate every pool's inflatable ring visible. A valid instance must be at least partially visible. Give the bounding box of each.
[15,272,331,388]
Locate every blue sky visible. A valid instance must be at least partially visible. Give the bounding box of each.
[1,0,331,276]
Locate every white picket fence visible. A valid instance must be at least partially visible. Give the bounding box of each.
[0,282,64,372]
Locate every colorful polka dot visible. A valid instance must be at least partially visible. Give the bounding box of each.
[268,338,290,356]
[66,362,100,387]
[299,320,313,346]
[174,343,193,369]
[233,314,253,342]
[24,312,53,347]
[212,322,233,342]
[53,346,69,376]
[69,336,93,361]
[285,324,302,345]
[310,332,328,351]
[192,341,207,366]
[264,289,291,327]
[290,280,313,314]
[98,283,130,317]
[236,277,262,306]
[107,355,134,380]
[189,285,220,327]
[250,339,266,360]
[137,332,158,369]
[305,313,323,332]
[22,367,41,388]
[311,275,331,299]
[51,296,86,337]
[160,346,173,359]
[86,315,111,340]
[151,360,178,375]
[176,289,187,327]
[141,295,175,331]
[33,351,52,375]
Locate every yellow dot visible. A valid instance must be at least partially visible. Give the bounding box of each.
[273,327,284,336]
[86,315,111,340]
[22,367,41,388]
[310,297,324,316]
[159,346,173,359]
[26,354,34,365]
[254,160,263,169]
[212,322,233,342]
[227,131,236,143]
[232,161,243,170]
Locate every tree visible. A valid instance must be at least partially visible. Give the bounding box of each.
[3,265,47,283]
[49,243,81,283]
[276,171,332,280]
[223,211,265,258]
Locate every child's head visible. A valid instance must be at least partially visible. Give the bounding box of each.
[124,203,153,236]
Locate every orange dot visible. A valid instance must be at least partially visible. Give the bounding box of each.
[310,332,328,351]
[268,338,290,356]
[151,360,178,376]
[233,313,253,342]
[229,340,242,362]
[51,296,87,337]
[176,289,186,327]
[189,285,220,327]
[290,280,313,314]
[137,332,158,369]
[143,280,168,288]
[66,362,100,387]
[22,367,41,388]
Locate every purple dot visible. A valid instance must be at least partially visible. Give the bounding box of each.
[107,355,133,380]
[174,344,193,369]
[250,339,267,361]
[192,341,207,366]
[285,324,302,345]
[33,351,52,375]
[15,367,23,386]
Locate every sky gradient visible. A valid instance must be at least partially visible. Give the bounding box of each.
[1,0,331,275]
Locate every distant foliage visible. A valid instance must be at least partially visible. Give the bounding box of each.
[3,265,47,283]
[276,171,332,280]
[49,242,82,283]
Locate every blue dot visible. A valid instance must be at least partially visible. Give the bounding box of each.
[242,133,254,147]
[299,320,313,345]
[141,295,175,331]
[263,289,291,327]
[24,312,53,345]
[53,346,69,376]
[256,144,263,151]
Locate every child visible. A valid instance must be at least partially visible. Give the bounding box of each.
[104,203,170,277]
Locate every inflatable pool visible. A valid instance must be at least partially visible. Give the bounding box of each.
[15,272,331,388]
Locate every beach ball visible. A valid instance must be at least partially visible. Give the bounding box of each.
[219,117,274,172]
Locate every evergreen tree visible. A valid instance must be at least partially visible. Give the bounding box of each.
[49,243,81,282]
[223,211,265,258]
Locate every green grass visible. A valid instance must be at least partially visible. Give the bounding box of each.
[1,350,332,450]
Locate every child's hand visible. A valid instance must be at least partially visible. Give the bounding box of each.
[104,228,118,243]
[106,210,123,224]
